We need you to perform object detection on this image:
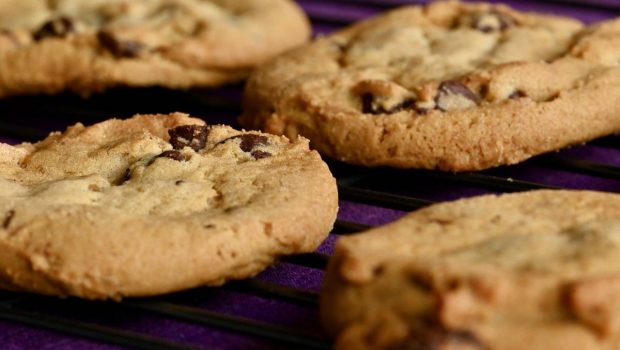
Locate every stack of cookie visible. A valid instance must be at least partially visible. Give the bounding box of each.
[3,1,620,349]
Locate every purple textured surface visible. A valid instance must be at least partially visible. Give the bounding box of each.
[1,1,620,350]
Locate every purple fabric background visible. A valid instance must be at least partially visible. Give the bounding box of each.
[1,1,620,349]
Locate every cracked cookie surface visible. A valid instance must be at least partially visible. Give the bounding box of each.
[241,0,620,171]
[0,0,310,97]
[0,113,337,299]
[322,190,620,350]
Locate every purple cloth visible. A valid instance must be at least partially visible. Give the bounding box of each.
[1,1,620,349]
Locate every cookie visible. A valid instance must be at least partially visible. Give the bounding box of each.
[0,0,310,97]
[0,113,337,299]
[241,0,620,171]
[322,190,620,350]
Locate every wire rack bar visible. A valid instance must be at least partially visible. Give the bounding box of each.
[590,135,620,150]
[227,280,319,308]
[338,185,434,211]
[333,220,372,234]
[0,304,201,350]
[124,300,332,350]
[533,155,620,180]
[416,171,561,191]
[282,253,329,270]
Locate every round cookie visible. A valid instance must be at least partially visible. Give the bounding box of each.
[322,190,620,350]
[241,0,620,171]
[0,113,337,299]
[0,0,310,97]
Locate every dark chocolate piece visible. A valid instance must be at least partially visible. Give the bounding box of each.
[3,210,15,229]
[250,150,272,159]
[361,93,415,114]
[168,125,210,151]
[472,11,515,33]
[157,150,188,161]
[97,30,144,58]
[33,17,75,41]
[435,81,479,111]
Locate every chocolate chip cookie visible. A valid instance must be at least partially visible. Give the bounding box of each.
[241,1,620,171]
[0,0,310,97]
[0,113,337,299]
[322,190,620,350]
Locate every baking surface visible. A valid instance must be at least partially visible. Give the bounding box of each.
[1,1,620,349]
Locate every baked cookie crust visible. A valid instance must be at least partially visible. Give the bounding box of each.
[0,113,337,299]
[322,190,620,350]
[0,0,310,96]
[241,1,620,171]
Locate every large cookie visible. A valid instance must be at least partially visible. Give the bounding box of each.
[241,1,620,171]
[322,190,620,350]
[0,0,310,97]
[0,113,337,299]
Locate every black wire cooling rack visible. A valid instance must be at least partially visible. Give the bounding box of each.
[1,1,620,349]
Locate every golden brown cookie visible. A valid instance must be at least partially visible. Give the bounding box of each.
[0,113,337,299]
[322,190,620,350]
[0,0,310,96]
[241,0,620,171]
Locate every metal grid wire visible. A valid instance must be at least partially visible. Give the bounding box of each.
[1,0,620,349]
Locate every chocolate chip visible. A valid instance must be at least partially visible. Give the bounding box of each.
[175,180,184,185]
[238,135,268,152]
[217,134,271,159]
[392,325,484,350]
[410,272,433,292]
[251,150,271,159]
[33,17,75,41]
[362,93,415,114]
[472,12,515,33]
[3,210,15,229]
[435,81,479,112]
[508,90,526,99]
[121,168,132,184]
[97,30,144,58]
[220,134,268,152]
[168,125,209,151]
[157,150,188,161]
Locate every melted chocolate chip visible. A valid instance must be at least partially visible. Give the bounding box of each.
[220,134,268,152]
[508,90,527,99]
[472,12,515,33]
[97,30,144,58]
[175,180,184,185]
[157,150,188,161]
[238,135,268,152]
[3,210,15,229]
[217,134,271,159]
[33,17,75,41]
[392,325,484,350]
[361,93,415,114]
[121,168,132,184]
[435,81,479,112]
[410,272,433,292]
[168,125,210,151]
[251,150,271,159]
